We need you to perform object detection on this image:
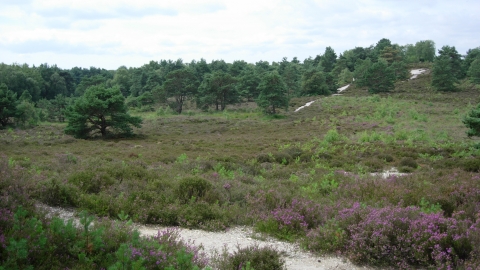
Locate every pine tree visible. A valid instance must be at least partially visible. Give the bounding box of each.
[65,85,142,138]
[432,57,458,92]
[256,71,289,114]
[364,61,395,93]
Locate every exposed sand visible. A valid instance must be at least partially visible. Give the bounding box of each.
[410,68,428,80]
[295,84,351,112]
[36,203,371,270]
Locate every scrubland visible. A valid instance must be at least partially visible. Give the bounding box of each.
[1,69,480,269]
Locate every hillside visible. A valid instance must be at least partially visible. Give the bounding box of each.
[1,67,480,269]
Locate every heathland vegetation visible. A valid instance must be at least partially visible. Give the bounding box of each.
[2,38,480,269]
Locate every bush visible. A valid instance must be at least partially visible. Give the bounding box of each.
[399,157,418,169]
[68,171,115,194]
[212,245,286,270]
[175,176,213,204]
[462,158,480,172]
[307,203,475,268]
[40,179,79,207]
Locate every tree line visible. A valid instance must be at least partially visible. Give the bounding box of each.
[1,38,480,137]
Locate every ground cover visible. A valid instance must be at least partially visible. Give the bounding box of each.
[1,70,480,269]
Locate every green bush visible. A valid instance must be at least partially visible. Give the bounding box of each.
[462,158,480,172]
[212,245,286,270]
[68,171,116,194]
[399,157,418,169]
[40,179,79,207]
[175,176,213,204]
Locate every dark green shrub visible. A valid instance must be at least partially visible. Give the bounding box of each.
[68,171,116,194]
[299,151,315,162]
[399,166,416,173]
[40,179,79,207]
[178,201,225,229]
[160,156,177,164]
[272,151,292,164]
[256,153,274,163]
[362,158,385,172]
[377,154,394,162]
[462,158,480,172]
[175,177,213,204]
[282,147,303,159]
[213,245,286,270]
[399,157,418,169]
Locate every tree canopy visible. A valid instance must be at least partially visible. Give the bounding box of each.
[65,85,142,139]
[463,103,480,137]
[0,83,18,127]
[364,60,395,93]
[256,71,289,114]
[432,56,458,92]
[162,68,198,114]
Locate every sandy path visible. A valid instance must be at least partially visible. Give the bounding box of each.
[295,84,350,112]
[37,203,371,270]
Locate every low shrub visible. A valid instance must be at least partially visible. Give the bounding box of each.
[68,171,116,194]
[462,157,480,172]
[175,176,213,204]
[39,178,79,207]
[306,203,476,269]
[256,153,274,163]
[212,244,286,270]
[399,157,418,169]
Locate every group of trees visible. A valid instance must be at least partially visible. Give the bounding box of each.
[2,38,480,138]
[432,46,480,91]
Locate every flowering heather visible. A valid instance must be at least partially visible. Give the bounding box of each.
[307,203,478,269]
[133,228,209,268]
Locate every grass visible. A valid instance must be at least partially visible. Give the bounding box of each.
[1,70,480,269]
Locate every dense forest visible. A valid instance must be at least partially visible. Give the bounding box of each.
[2,38,479,133]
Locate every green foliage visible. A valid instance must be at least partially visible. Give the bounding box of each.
[321,46,337,72]
[175,176,213,204]
[337,68,353,86]
[415,40,436,62]
[365,60,395,93]
[463,103,480,137]
[256,71,289,114]
[389,61,409,80]
[467,59,480,84]
[197,71,239,111]
[0,83,18,127]
[432,56,458,92]
[418,197,442,214]
[353,58,372,87]
[301,70,331,96]
[380,46,403,64]
[65,85,142,138]
[213,245,285,270]
[162,68,198,114]
[237,65,261,101]
[15,100,39,128]
[437,45,464,79]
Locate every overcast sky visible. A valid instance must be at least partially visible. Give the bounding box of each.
[1,0,479,70]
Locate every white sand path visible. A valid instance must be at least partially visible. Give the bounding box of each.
[295,84,350,112]
[36,203,372,270]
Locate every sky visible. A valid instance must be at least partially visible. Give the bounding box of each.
[1,0,479,70]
